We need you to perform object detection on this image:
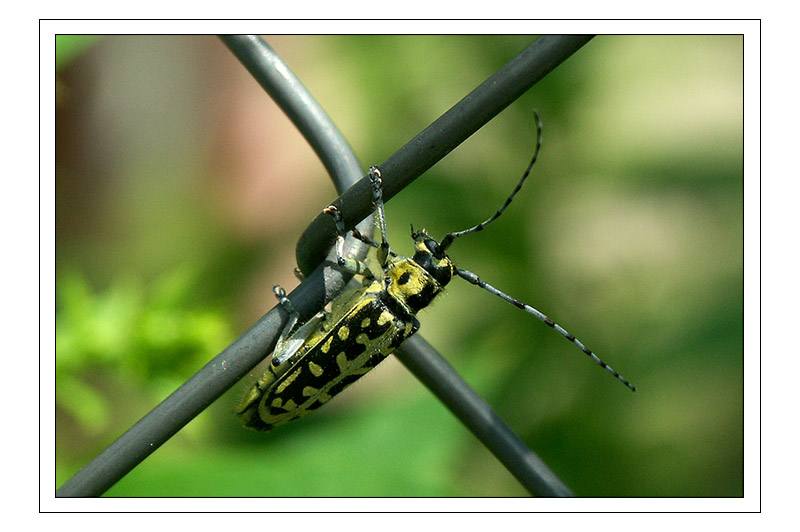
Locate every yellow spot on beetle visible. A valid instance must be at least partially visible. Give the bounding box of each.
[378,311,393,325]
[321,336,333,353]
[276,367,302,394]
[308,361,324,377]
[338,326,350,340]
[356,333,370,345]
[302,385,320,397]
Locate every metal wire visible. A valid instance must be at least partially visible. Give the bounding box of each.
[220,35,362,196]
[399,335,574,497]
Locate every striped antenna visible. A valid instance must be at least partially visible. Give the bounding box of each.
[456,268,636,391]
[440,110,543,251]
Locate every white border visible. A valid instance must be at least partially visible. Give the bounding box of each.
[39,19,759,515]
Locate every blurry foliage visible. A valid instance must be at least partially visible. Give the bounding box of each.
[56,35,101,70]
[56,35,101,105]
[56,266,233,448]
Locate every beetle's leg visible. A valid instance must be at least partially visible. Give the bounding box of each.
[366,166,391,268]
[323,205,375,281]
[272,285,300,354]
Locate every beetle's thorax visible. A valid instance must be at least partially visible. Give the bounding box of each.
[383,230,455,315]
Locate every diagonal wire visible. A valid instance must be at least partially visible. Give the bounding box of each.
[56,35,592,498]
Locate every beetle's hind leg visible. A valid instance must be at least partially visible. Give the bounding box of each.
[271,285,301,353]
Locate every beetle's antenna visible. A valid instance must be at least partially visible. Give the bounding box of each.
[456,268,636,392]
[440,110,543,251]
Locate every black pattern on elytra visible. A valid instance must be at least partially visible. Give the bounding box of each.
[327,372,366,397]
[267,296,399,409]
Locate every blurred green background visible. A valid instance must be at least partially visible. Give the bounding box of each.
[55,35,743,497]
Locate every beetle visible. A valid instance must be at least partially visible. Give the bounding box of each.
[235,112,634,432]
